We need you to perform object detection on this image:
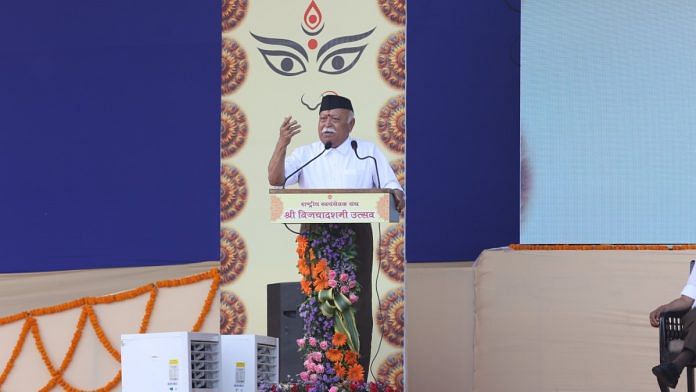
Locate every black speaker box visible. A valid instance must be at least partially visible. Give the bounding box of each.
[267,282,305,381]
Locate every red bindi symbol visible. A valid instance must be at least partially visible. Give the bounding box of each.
[308,39,318,50]
[303,0,322,31]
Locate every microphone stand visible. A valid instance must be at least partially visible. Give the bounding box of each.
[350,140,381,188]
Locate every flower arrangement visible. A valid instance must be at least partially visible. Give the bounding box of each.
[261,224,397,392]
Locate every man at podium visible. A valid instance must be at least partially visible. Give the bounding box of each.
[268,94,404,377]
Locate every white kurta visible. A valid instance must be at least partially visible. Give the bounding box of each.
[682,267,696,307]
[283,137,402,191]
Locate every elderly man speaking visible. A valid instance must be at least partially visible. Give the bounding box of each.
[268,94,404,379]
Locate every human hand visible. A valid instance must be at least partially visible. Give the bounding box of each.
[392,189,405,213]
[650,305,665,327]
[278,116,302,147]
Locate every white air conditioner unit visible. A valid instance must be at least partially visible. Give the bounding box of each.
[121,332,220,392]
[220,334,279,392]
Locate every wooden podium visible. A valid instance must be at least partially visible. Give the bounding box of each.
[269,188,399,223]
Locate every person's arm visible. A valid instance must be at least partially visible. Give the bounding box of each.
[370,145,405,212]
[268,116,301,186]
[649,295,694,327]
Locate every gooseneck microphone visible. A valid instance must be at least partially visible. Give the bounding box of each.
[282,141,332,188]
[350,140,381,188]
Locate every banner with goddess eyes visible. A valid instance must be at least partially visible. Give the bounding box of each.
[221,0,405,388]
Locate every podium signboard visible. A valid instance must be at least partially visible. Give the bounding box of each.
[269,189,399,224]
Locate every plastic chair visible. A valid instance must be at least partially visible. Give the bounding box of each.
[658,260,696,392]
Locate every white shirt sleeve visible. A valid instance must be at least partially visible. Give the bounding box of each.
[283,147,305,186]
[681,267,696,300]
[372,145,403,191]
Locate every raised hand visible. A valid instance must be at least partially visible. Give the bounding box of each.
[278,116,302,147]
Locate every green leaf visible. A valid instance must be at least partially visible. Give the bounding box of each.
[320,301,336,317]
[341,307,360,353]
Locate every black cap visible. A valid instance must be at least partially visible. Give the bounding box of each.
[319,95,353,112]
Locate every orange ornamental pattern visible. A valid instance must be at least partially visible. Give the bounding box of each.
[222,38,248,96]
[376,287,404,347]
[220,291,248,335]
[378,31,405,90]
[378,224,404,282]
[220,228,248,285]
[222,0,248,32]
[378,0,406,25]
[221,101,248,159]
[221,164,248,222]
[377,95,405,154]
[377,352,404,391]
[0,268,219,391]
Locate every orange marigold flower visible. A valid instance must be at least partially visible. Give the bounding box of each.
[312,259,328,279]
[326,349,343,363]
[313,275,329,292]
[332,332,347,347]
[300,279,312,296]
[297,259,310,276]
[347,364,365,382]
[296,236,308,257]
[334,363,347,378]
[344,350,359,366]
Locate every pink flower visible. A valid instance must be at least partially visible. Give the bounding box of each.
[311,351,322,362]
[315,364,325,374]
[309,337,317,346]
[341,285,350,294]
[339,273,349,282]
[328,270,337,279]
[319,341,329,350]
[328,279,337,288]
[329,388,338,392]
[349,294,359,303]
[348,280,357,288]
[299,372,309,382]
[306,362,316,372]
[309,374,318,382]
[296,338,306,348]
[304,359,312,369]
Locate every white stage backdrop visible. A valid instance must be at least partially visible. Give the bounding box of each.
[521,0,696,244]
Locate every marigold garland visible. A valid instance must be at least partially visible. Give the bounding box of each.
[0,318,32,386]
[0,267,219,391]
[510,244,696,251]
[139,286,158,333]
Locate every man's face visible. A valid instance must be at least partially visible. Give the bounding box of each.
[317,108,354,147]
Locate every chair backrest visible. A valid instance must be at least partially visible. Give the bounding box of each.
[658,260,696,364]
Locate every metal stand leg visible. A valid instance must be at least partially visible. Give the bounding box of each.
[689,366,694,392]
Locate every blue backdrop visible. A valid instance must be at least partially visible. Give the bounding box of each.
[0,1,221,272]
[406,1,520,261]
[0,1,519,272]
